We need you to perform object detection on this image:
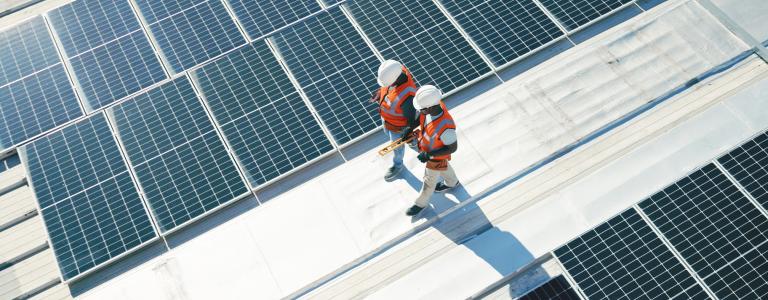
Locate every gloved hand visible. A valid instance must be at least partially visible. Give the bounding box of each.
[417,152,431,163]
[399,127,413,141]
[369,89,381,103]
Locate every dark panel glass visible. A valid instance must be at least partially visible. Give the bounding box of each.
[346,0,490,92]
[0,64,81,149]
[48,0,142,56]
[0,16,60,86]
[555,209,707,300]
[227,0,320,39]
[719,132,768,210]
[519,275,580,300]
[539,0,634,31]
[271,8,380,145]
[110,76,248,232]
[703,242,768,299]
[440,0,564,66]
[134,0,208,24]
[24,114,156,280]
[147,0,245,73]
[194,43,333,186]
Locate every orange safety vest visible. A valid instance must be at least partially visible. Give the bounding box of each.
[378,67,417,132]
[418,102,456,161]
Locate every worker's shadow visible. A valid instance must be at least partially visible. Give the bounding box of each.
[407,184,548,295]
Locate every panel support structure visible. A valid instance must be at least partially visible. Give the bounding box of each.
[714,160,768,220]
[550,252,589,300]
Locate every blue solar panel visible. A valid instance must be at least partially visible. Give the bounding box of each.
[133,0,208,24]
[346,0,490,92]
[0,16,60,87]
[519,275,580,300]
[227,0,320,39]
[194,42,334,186]
[555,209,707,299]
[539,0,634,31]
[0,64,81,149]
[67,30,166,110]
[271,7,380,145]
[142,0,245,73]
[718,132,768,210]
[23,113,157,280]
[440,0,565,66]
[109,76,249,232]
[47,0,142,57]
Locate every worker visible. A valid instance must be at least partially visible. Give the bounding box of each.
[406,85,460,216]
[371,59,419,181]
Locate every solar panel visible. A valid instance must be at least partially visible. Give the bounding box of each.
[47,0,166,110]
[22,113,157,280]
[227,0,321,39]
[46,0,142,56]
[109,76,249,232]
[0,16,60,87]
[639,163,768,279]
[193,42,334,186]
[439,0,565,67]
[136,0,246,73]
[519,275,580,300]
[718,132,768,210]
[701,241,768,299]
[538,0,634,31]
[345,0,490,93]
[554,209,706,300]
[270,7,380,145]
[0,64,81,149]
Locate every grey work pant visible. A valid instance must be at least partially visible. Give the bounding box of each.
[414,163,459,208]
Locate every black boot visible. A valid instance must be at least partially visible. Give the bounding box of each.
[406,205,424,216]
[435,181,459,193]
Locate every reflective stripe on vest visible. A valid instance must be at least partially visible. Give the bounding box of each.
[380,86,416,117]
[422,117,455,151]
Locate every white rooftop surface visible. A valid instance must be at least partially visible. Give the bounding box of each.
[51,0,768,299]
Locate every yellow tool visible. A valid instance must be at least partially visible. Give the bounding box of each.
[378,132,417,156]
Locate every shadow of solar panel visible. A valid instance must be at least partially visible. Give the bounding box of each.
[47,0,141,56]
[639,163,768,279]
[346,0,490,92]
[519,275,580,300]
[440,0,564,67]
[718,132,768,211]
[0,16,60,86]
[0,64,81,149]
[539,0,634,31]
[143,0,245,73]
[23,113,157,280]
[271,7,380,145]
[227,0,321,39]
[68,31,166,110]
[110,76,249,232]
[194,43,334,186]
[555,209,706,300]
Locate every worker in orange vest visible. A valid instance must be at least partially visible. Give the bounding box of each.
[371,60,419,181]
[406,85,460,216]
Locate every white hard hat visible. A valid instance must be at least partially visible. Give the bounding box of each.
[413,85,442,110]
[377,59,402,87]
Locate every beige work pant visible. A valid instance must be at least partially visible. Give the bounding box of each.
[414,163,459,208]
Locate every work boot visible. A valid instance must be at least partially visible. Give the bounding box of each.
[406,205,424,216]
[384,165,403,181]
[435,181,459,193]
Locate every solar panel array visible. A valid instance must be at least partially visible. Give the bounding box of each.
[539,0,635,31]
[2,0,645,280]
[555,131,768,299]
[22,114,157,280]
[519,275,580,300]
[109,76,249,232]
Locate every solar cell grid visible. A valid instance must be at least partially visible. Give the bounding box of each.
[702,241,768,299]
[227,0,321,39]
[133,0,208,24]
[271,7,380,145]
[110,76,249,232]
[23,113,156,280]
[519,275,580,300]
[194,43,334,186]
[555,209,705,300]
[538,0,634,31]
[0,64,81,150]
[0,16,60,87]
[639,163,768,279]
[718,132,768,211]
[142,0,245,73]
[346,0,490,92]
[439,0,564,67]
[47,0,141,56]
